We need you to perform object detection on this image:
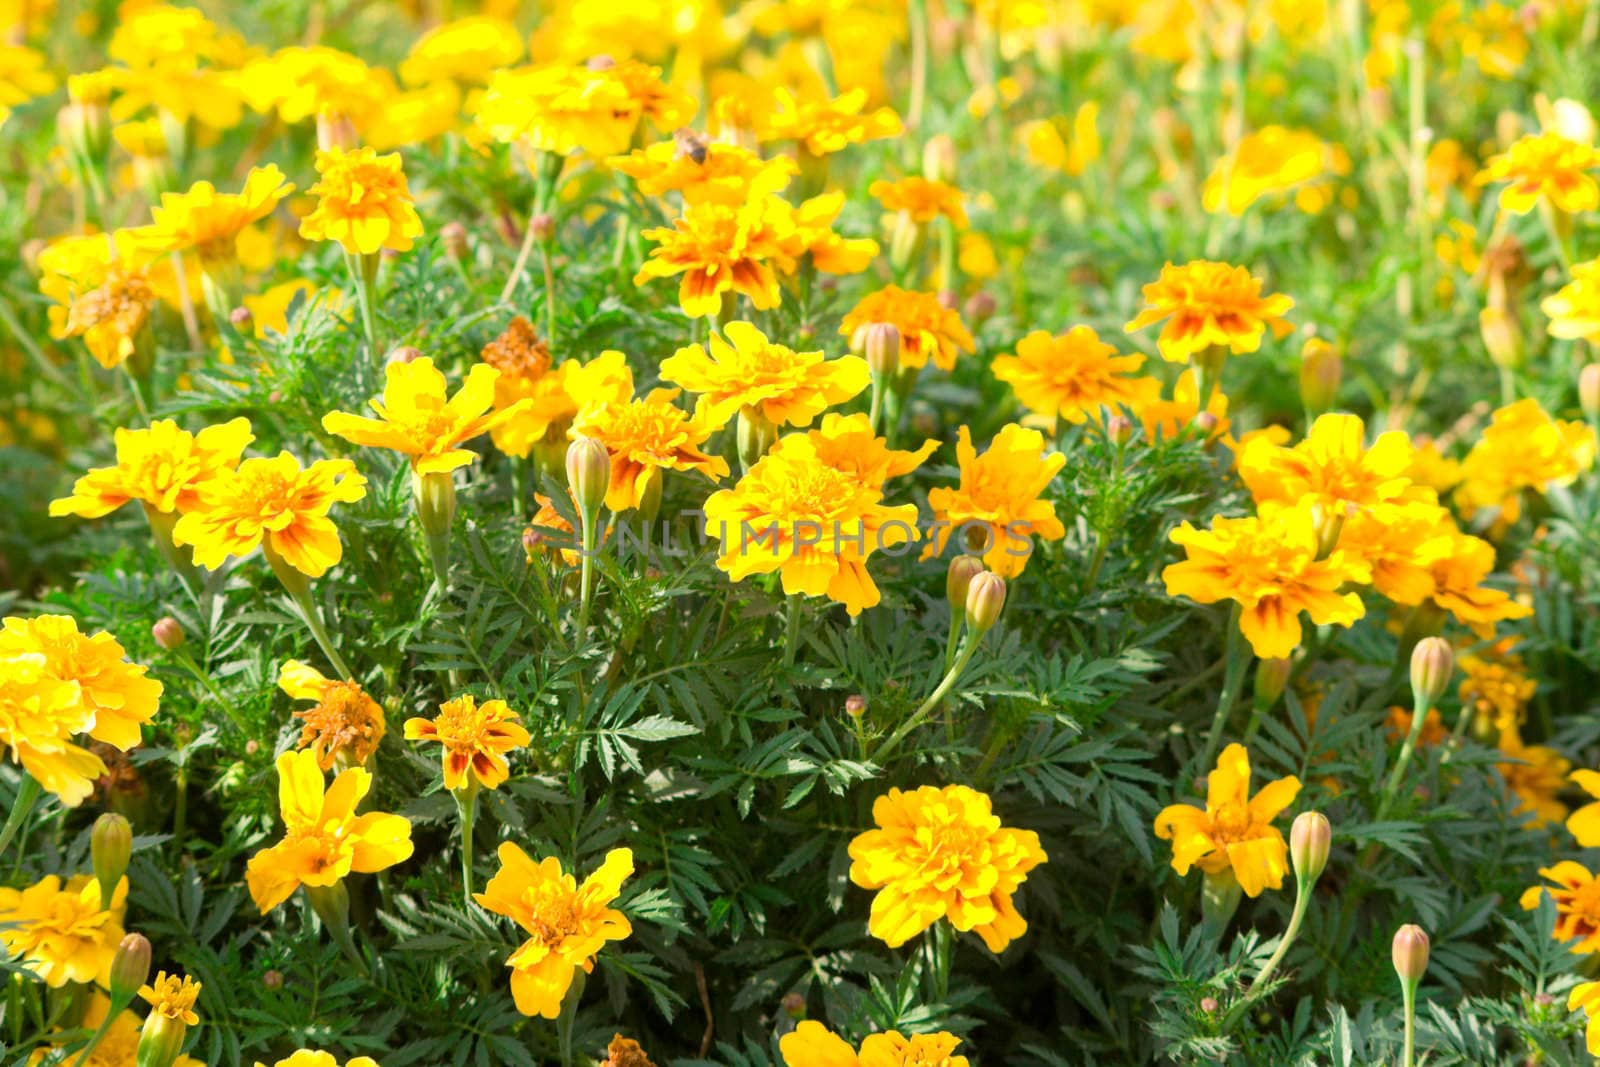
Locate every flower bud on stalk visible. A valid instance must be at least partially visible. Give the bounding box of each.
[1298,338,1342,415]
[946,555,986,608]
[415,469,457,593]
[1253,657,1292,711]
[1105,413,1133,446]
[1409,637,1454,712]
[315,109,357,152]
[844,695,867,719]
[441,221,469,265]
[152,616,185,651]
[109,933,151,1006]
[566,437,610,522]
[1479,305,1523,368]
[964,290,997,326]
[135,971,201,1067]
[863,322,901,378]
[92,812,132,902]
[965,572,1007,636]
[1288,811,1331,884]
[736,409,779,473]
[1580,363,1600,423]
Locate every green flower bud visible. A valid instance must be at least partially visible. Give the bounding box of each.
[863,322,901,378]
[1409,637,1454,712]
[964,571,1006,635]
[1392,924,1430,985]
[946,555,986,609]
[109,933,151,1006]
[1289,811,1331,884]
[92,812,132,903]
[565,436,611,518]
[1254,657,1292,711]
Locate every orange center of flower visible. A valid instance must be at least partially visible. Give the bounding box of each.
[296,683,383,765]
[432,697,495,750]
[1208,801,1256,845]
[524,882,580,948]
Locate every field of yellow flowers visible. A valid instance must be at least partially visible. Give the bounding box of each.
[7,0,1600,1064]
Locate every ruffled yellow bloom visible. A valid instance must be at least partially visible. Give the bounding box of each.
[1407,437,1464,495]
[610,139,797,206]
[704,440,919,616]
[1475,132,1600,214]
[0,45,56,107]
[1238,413,1423,521]
[924,424,1066,579]
[480,337,633,460]
[474,845,633,1019]
[839,286,975,373]
[780,1021,970,1067]
[400,16,524,86]
[323,358,524,475]
[869,177,968,227]
[128,165,295,266]
[1520,862,1600,953]
[991,326,1147,429]
[1163,505,1370,660]
[50,418,254,521]
[758,88,903,156]
[1336,502,1456,606]
[246,749,414,913]
[769,412,937,491]
[1460,649,1537,733]
[0,615,160,751]
[1127,370,1231,440]
[1498,726,1570,826]
[171,453,367,579]
[1542,259,1600,343]
[1203,126,1346,215]
[1126,260,1294,365]
[848,784,1046,951]
[571,388,730,512]
[634,196,802,317]
[34,231,174,371]
[475,63,637,157]
[256,1054,379,1067]
[279,660,385,771]
[28,993,203,1067]
[404,695,531,791]
[240,47,394,131]
[1154,743,1301,897]
[1568,981,1600,1055]
[0,874,127,988]
[57,261,157,370]
[140,971,201,1026]
[0,653,104,806]
[1455,399,1597,525]
[600,59,695,133]
[661,321,869,428]
[1423,531,1531,635]
[299,147,424,256]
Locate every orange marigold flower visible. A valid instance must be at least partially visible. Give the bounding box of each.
[1460,649,1537,733]
[991,326,1147,429]
[1570,981,1600,1056]
[474,845,633,1018]
[1124,260,1294,364]
[779,1021,971,1067]
[769,412,938,491]
[127,165,294,266]
[1154,743,1302,897]
[278,660,385,771]
[869,176,968,227]
[604,1034,657,1067]
[609,139,797,206]
[298,146,424,256]
[758,87,903,156]
[1336,501,1455,606]
[660,321,869,429]
[482,343,634,461]
[924,424,1066,579]
[404,694,531,791]
[49,418,253,521]
[634,196,801,317]
[571,388,730,512]
[1127,370,1231,440]
[1475,132,1600,214]
[1384,706,1447,748]
[839,286,975,373]
[1497,726,1570,826]
[0,615,161,752]
[1520,861,1600,953]
[0,874,127,988]
[1422,528,1532,635]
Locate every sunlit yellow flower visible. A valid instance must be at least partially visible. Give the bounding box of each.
[298,147,423,256]
[1498,726,1570,826]
[323,358,522,475]
[128,165,295,266]
[481,337,633,460]
[599,58,695,133]
[848,784,1046,951]
[255,1054,379,1067]
[1127,370,1231,440]
[839,286,975,372]
[1407,436,1463,495]
[1155,744,1300,898]
[1384,706,1447,749]
[0,45,56,107]
[1520,862,1600,953]
[1422,528,1532,635]
[780,1021,971,1067]
[661,321,869,428]
[405,695,530,791]
[1203,126,1347,215]
[1017,102,1101,176]
[400,16,524,86]
[28,993,203,1067]
[1568,980,1600,1055]
[1542,259,1600,343]
[570,386,730,512]
[869,177,968,227]
[769,412,937,491]
[1163,505,1370,660]
[1460,2,1527,78]
[1125,260,1294,364]
[278,660,385,771]
[171,453,367,579]
[139,971,201,1026]
[1459,647,1537,733]
[1476,132,1600,214]
[0,616,160,752]
[0,653,104,807]
[634,196,802,317]
[610,139,797,206]
[0,874,127,988]
[1569,770,1600,846]
[1335,501,1455,606]
[475,63,637,157]
[758,88,902,156]
[50,418,253,521]
[246,749,414,913]
[923,424,1065,579]
[240,47,395,131]
[474,845,633,1019]
[243,280,336,338]
[791,192,879,274]
[1455,398,1597,525]
[992,326,1146,429]
[1238,413,1423,523]
[366,80,462,152]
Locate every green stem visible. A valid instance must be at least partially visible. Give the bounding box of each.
[345,250,382,360]
[783,594,803,668]
[557,969,586,1067]
[0,776,42,859]
[1197,603,1248,773]
[873,638,979,764]
[171,646,249,733]
[576,508,597,639]
[1223,875,1313,1029]
[1401,981,1417,1067]
[540,240,558,350]
[272,559,355,682]
[456,787,478,907]
[70,1003,120,1067]
[1377,698,1434,821]
[0,296,74,392]
[932,920,953,1001]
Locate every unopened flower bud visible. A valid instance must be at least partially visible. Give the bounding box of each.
[1392,924,1430,985]
[937,289,959,311]
[1289,811,1331,884]
[566,436,611,517]
[1199,996,1219,1014]
[152,616,184,651]
[1254,657,1291,710]
[586,53,617,71]
[1105,413,1133,446]
[1580,363,1600,422]
[109,933,151,1005]
[963,290,997,326]
[1479,305,1523,368]
[946,555,985,607]
[1192,410,1220,436]
[262,969,283,990]
[844,695,867,718]
[58,99,110,167]
[315,109,357,152]
[92,812,132,901]
[781,991,806,1019]
[530,213,556,243]
[863,322,901,377]
[1409,637,1454,711]
[441,221,469,263]
[1298,338,1342,414]
[228,306,252,330]
[923,134,957,182]
[965,571,1006,635]
[386,345,424,366]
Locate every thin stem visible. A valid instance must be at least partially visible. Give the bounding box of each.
[70,1004,120,1067]
[0,296,74,391]
[932,920,953,1001]
[783,595,803,668]
[575,507,598,639]
[171,646,249,734]
[1402,982,1417,1067]
[540,240,557,349]
[281,577,355,682]
[873,638,980,764]
[0,776,42,859]
[345,250,382,359]
[501,215,541,304]
[456,787,478,906]
[1377,698,1434,820]
[1224,876,1313,1028]
[1197,603,1248,773]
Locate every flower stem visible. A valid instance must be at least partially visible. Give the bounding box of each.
[501,213,541,305]
[269,551,355,682]
[783,594,803,668]
[575,508,598,639]
[1198,603,1248,774]
[1223,874,1313,1028]
[345,250,382,360]
[540,239,557,350]
[70,1004,120,1067]
[1401,981,1417,1067]
[1377,697,1434,821]
[873,637,980,764]
[0,776,41,860]
[171,645,249,734]
[456,786,478,907]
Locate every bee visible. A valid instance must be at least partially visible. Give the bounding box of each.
[673,128,709,165]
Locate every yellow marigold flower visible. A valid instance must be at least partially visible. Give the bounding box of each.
[1423,528,1532,635]
[246,749,414,913]
[1203,126,1345,216]
[128,165,295,266]
[1476,132,1600,214]
[769,412,938,491]
[869,176,968,227]
[49,418,253,521]
[839,286,975,373]
[1127,370,1231,440]
[610,139,797,206]
[0,653,105,807]
[0,45,56,106]
[703,441,919,617]
[1336,502,1455,606]
[792,192,880,275]
[475,64,637,157]
[1520,862,1600,953]
[323,357,523,475]
[1154,743,1302,898]
[139,971,201,1026]
[481,338,633,460]
[1461,2,1527,78]
[298,147,423,256]
[923,424,1066,579]
[240,47,394,130]
[255,1054,379,1067]
[661,321,870,429]
[57,260,156,370]
[1407,436,1463,495]
[1017,102,1100,176]
[278,660,385,771]
[0,615,160,751]
[571,388,730,512]
[1125,260,1294,364]
[991,326,1147,429]
[171,453,367,579]
[366,80,461,152]
[758,87,903,156]
[1162,505,1370,660]
[603,1035,656,1067]
[29,993,204,1067]
[779,1021,971,1067]
[474,844,633,1019]
[848,784,1046,951]
[634,196,801,317]
[243,280,339,338]
[1498,726,1570,826]
[599,58,695,133]
[404,695,531,791]
[1569,770,1600,846]
[1569,981,1600,1055]
[1460,650,1537,733]
[1454,398,1597,525]
[1238,412,1423,519]
[0,874,127,988]
[1542,259,1600,344]
[400,16,524,86]
[35,232,189,359]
